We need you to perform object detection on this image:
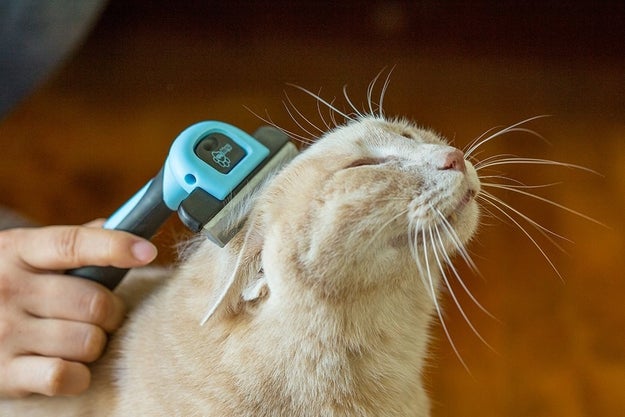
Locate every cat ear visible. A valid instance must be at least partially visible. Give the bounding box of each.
[200,220,268,325]
[241,270,268,302]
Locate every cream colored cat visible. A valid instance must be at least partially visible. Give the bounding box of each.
[0,115,481,416]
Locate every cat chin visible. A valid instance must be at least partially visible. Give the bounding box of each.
[450,201,480,243]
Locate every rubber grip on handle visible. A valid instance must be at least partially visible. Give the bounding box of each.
[68,265,129,291]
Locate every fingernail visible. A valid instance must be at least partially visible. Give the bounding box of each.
[131,240,158,263]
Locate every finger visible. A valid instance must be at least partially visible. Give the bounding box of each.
[22,274,126,332]
[18,319,107,363]
[83,218,106,228]
[12,225,157,271]
[5,356,90,397]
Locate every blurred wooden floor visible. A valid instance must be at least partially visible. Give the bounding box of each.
[1,1,624,415]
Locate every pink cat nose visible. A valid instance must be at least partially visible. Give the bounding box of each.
[440,149,466,173]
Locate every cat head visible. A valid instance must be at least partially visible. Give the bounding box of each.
[199,115,480,322]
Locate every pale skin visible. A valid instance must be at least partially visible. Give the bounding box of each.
[0,221,157,398]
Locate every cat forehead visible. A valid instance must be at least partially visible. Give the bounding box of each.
[333,117,447,146]
[313,117,448,160]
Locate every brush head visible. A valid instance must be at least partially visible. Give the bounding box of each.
[178,126,298,247]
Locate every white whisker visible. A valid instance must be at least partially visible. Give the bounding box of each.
[471,152,517,167]
[430,226,497,352]
[434,208,480,274]
[343,85,365,118]
[244,105,315,146]
[286,83,353,121]
[463,126,502,156]
[464,115,551,158]
[313,87,333,131]
[478,190,571,253]
[366,70,383,116]
[378,66,394,118]
[478,192,565,282]
[477,200,510,227]
[478,174,558,189]
[411,218,431,298]
[482,182,605,227]
[283,96,323,141]
[328,97,341,128]
[431,216,497,319]
[423,226,472,374]
[283,102,318,140]
[283,92,326,135]
[476,157,601,175]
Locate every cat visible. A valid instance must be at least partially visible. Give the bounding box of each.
[1,80,590,416]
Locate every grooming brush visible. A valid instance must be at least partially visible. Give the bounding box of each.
[68,121,298,290]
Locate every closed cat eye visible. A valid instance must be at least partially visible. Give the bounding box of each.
[344,157,387,169]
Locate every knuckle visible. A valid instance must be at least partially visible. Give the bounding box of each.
[0,230,12,252]
[44,358,70,396]
[0,228,19,252]
[55,227,82,265]
[0,358,28,398]
[0,380,28,398]
[0,320,13,345]
[81,326,107,362]
[9,389,30,398]
[0,274,17,304]
[84,290,114,325]
[42,359,91,396]
[0,231,20,303]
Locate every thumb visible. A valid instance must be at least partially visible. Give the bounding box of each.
[83,218,107,228]
[13,225,158,271]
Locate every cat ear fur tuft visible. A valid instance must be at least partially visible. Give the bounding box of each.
[200,220,266,325]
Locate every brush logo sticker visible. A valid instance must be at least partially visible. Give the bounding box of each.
[211,144,233,168]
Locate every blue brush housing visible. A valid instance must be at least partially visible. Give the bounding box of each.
[163,121,269,207]
[105,121,269,229]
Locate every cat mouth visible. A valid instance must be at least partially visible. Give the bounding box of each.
[446,189,476,223]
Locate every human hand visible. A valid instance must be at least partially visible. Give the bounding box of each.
[0,223,157,397]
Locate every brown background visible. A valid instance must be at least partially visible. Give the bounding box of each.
[1,1,624,415]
